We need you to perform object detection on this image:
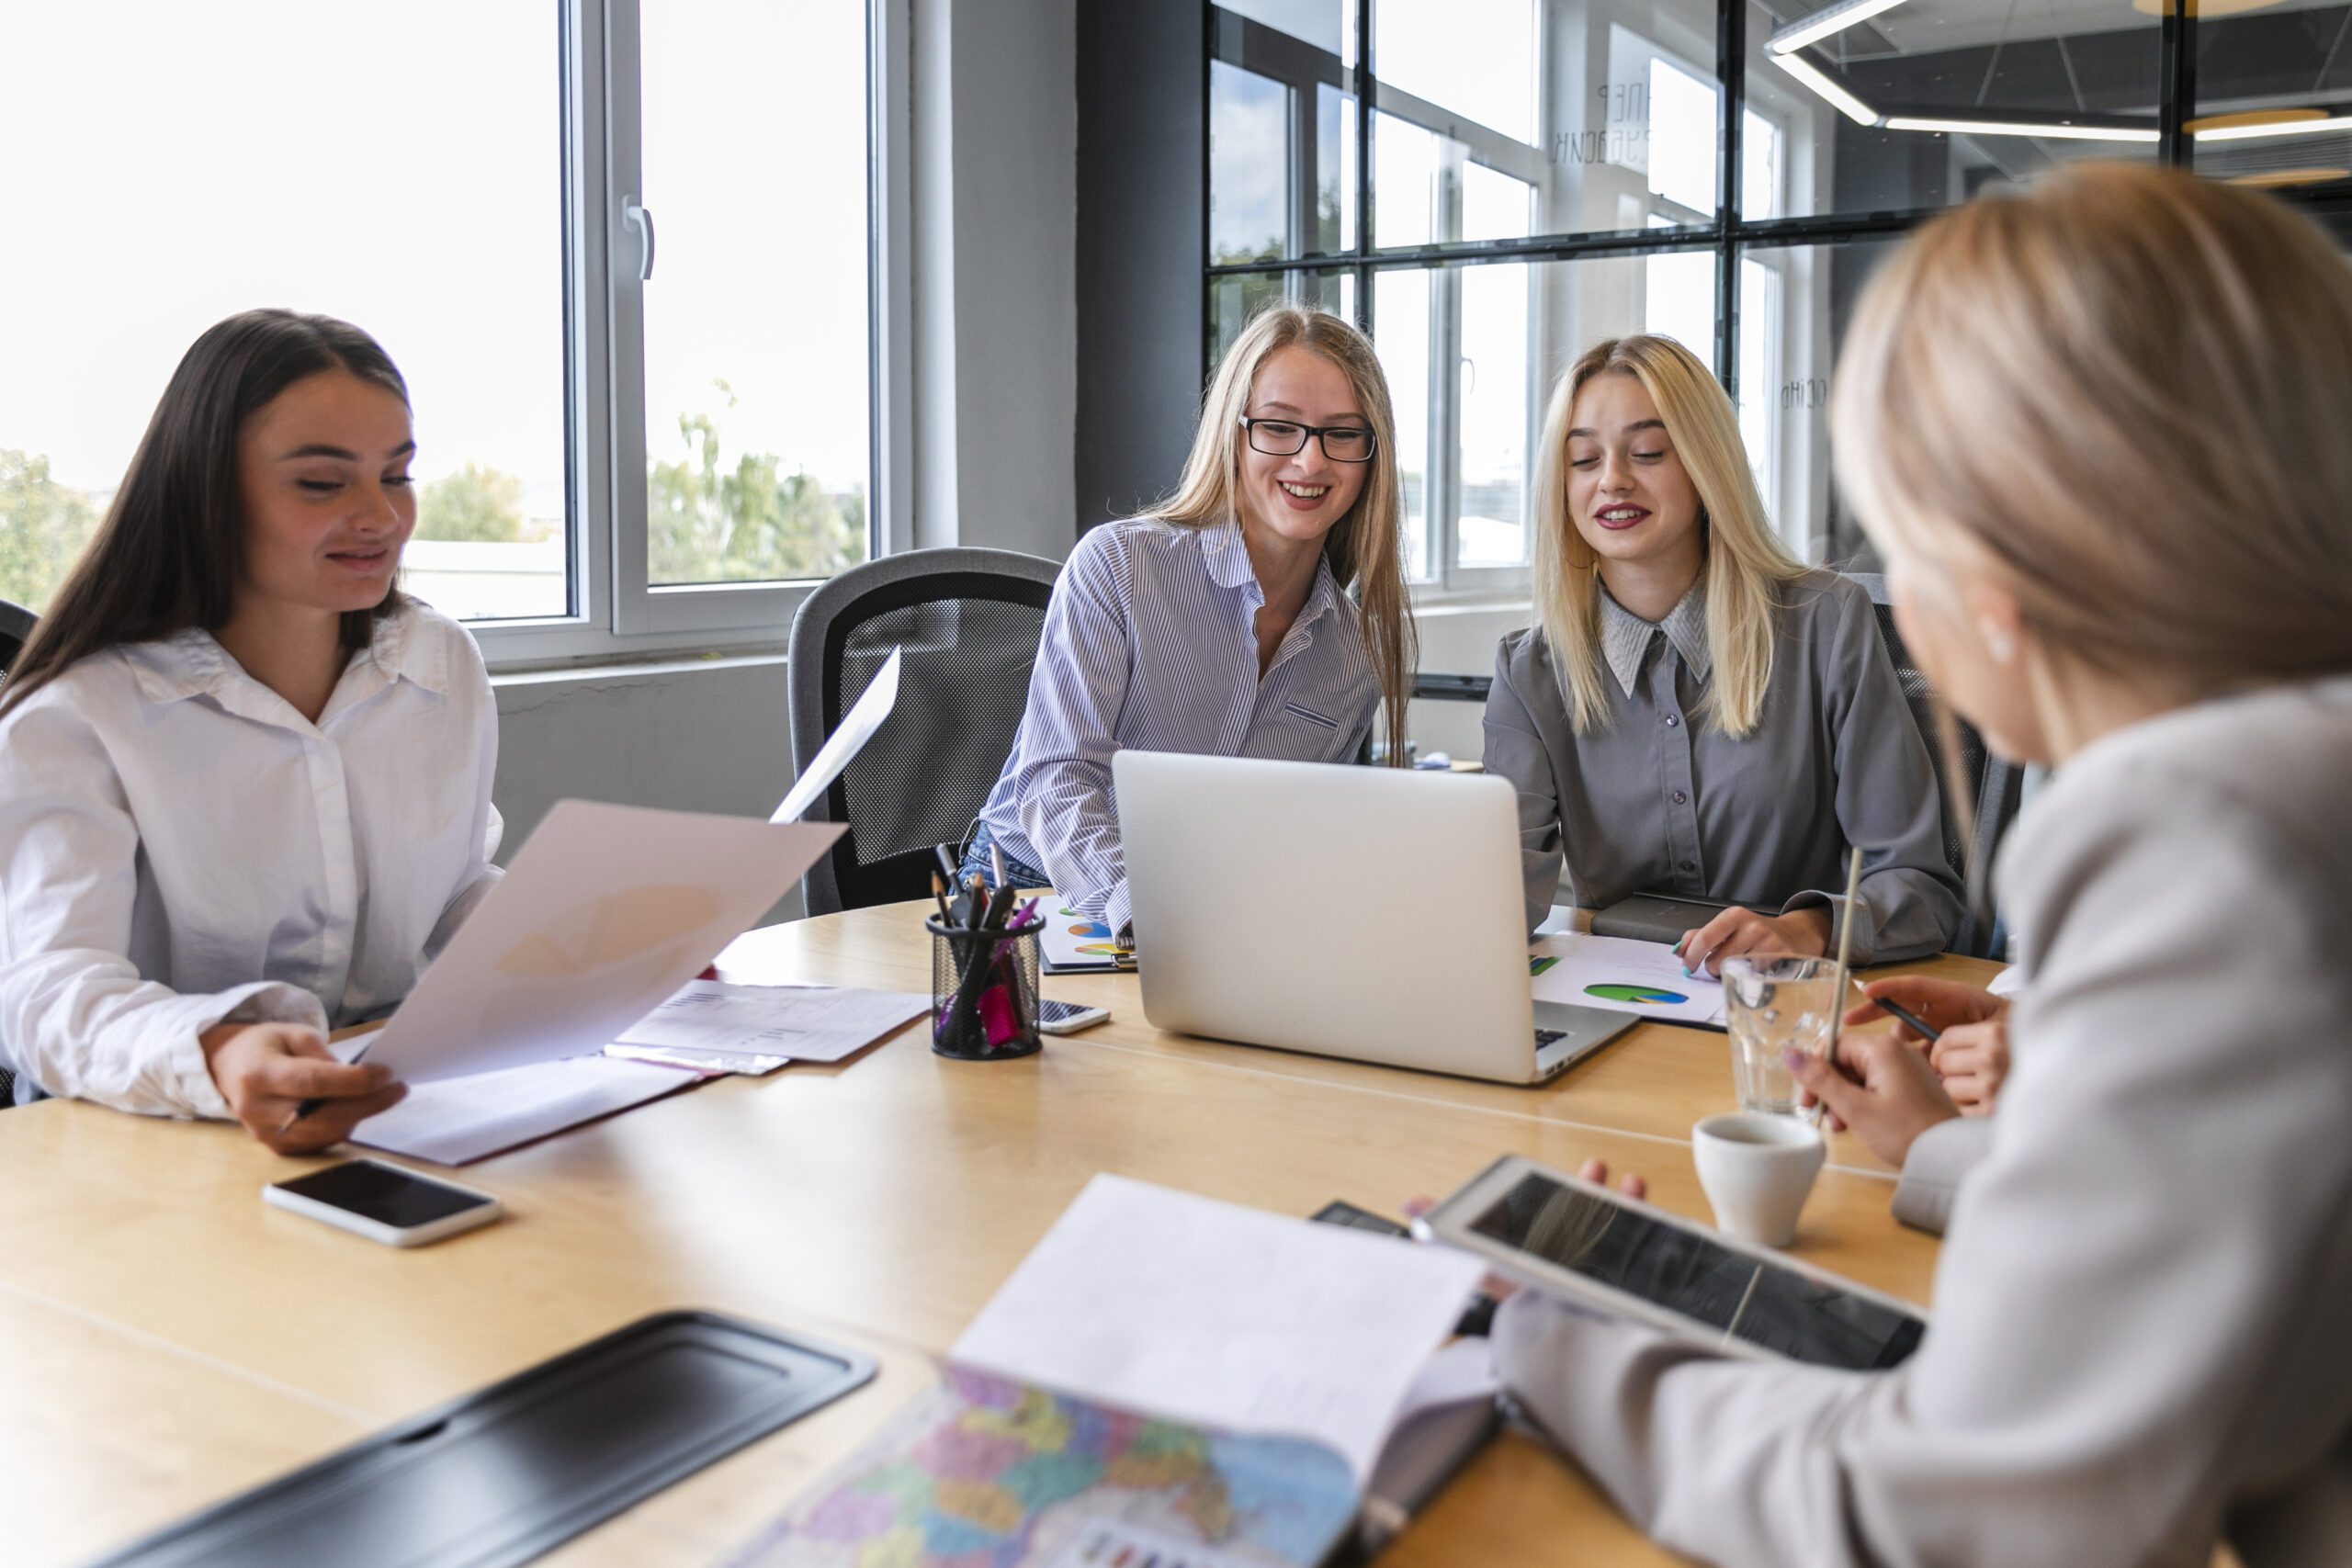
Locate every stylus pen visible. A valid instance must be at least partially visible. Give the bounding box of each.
[1849,976,1943,1043]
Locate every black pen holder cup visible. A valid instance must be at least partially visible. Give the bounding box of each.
[925,917,1044,1061]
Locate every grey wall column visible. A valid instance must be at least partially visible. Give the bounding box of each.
[1075,3,1206,534]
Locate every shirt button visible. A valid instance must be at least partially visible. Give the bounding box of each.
[1679,859,1695,872]
[1664,714,1679,728]
[1671,789,1689,806]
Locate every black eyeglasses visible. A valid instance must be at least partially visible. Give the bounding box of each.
[1238,414,1377,464]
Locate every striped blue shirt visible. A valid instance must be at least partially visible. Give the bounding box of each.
[975,516,1378,934]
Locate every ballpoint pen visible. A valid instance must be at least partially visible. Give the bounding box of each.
[1849,974,1944,1043]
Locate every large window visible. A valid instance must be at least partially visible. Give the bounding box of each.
[0,2,888,667]
[1210,0,2352,581]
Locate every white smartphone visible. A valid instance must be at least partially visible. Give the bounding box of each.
[1422,1154,1926,1370]
[264,1158,503,1248]
[1036,998,1111,1035]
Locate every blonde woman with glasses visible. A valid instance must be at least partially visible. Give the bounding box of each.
[1484,333,1961,969]
[1496,164,2352,1566]
[965,304,1414,938]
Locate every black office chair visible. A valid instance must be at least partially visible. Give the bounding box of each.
[786,548,1062,916]
[0,598,31,1106]
[1844,573,2021,960]
[0,598,33,678]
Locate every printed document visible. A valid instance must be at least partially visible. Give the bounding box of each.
[771,646,900,824]
[607,980,928,1068]
[354,1055,698,1166]
[363,801,840,1085]
[951,1174,1484,1485]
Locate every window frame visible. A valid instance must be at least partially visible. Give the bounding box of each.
[1204,0,2328,600]
[465,0,907,672]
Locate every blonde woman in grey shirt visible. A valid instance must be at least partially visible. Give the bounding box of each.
[1497,164,2352,1567]
[1484,333,1962,969]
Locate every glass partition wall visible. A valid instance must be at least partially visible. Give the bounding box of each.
[1209,0,2352,577]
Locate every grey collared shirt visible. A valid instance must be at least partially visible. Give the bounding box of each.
[1482,570,1961,963]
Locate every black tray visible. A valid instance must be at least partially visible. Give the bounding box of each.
[89,1309,876,1568]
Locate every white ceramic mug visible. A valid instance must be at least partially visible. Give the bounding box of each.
[1691,1111,1826,1248]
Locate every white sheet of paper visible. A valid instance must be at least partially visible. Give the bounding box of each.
[1036,897,1126,973]
[771,646,901,824]
[364,801,841,1085]
[602,1042,791,1077]
[353,1055,696,1166]
[610,981,929,1065]
[950,1174,1484,1486]
[1530,930,1728,1026]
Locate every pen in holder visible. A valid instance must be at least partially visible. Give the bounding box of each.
[927,916,1043,1060]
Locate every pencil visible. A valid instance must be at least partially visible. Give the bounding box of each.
[931,872,953,928]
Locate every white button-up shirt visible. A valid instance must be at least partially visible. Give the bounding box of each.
[0,601,502,1118]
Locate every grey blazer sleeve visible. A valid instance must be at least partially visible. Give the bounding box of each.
[1781,581,1964,964]
[1492,778,2352,1567]
[1481,637,1566,936]
[1889,1115,1994,1235]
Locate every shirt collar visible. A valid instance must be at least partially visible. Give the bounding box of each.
[122,603,448,716]
[1597,580,1710,696]
[1198,517,1344,634]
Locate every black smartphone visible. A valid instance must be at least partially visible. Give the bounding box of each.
[264,1159,503,1247]
[1310,1198,1410,1236]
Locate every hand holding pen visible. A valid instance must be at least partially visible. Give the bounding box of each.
[1845,975,2013,1115]
[203,1021,403,1154]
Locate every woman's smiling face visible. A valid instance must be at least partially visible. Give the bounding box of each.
[1563,370,1703,573]
[1235,344,1372,553]
[234,368,417,620]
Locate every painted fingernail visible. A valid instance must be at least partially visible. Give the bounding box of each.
[1781,1049,1807,1070]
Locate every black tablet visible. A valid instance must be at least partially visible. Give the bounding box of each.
[1424,1155,1927,1371]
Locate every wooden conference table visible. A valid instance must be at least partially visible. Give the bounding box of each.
[0,901,1997,1567]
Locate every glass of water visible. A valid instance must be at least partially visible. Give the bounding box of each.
[1722,955,1842,1116]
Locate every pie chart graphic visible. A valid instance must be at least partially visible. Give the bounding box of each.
[1586,982,1689,1006]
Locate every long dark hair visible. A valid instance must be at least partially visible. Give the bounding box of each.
[0,309,411,716]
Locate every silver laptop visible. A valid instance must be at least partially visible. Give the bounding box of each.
[1114,751,1634,1085]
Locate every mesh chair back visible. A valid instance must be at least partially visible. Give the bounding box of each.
[787,549,1061,915]
[1844,573,2020,958]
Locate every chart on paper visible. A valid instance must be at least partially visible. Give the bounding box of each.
[1529,931,1728,1027]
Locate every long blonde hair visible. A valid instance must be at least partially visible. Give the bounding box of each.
[1831,162,2352,693]
[1150,303,1417,760]
[1531,334,1805,736]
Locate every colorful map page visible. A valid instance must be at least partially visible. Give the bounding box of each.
[720,1366,1358,1568]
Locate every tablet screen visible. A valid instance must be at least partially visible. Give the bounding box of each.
[1467,1173,1925,1370]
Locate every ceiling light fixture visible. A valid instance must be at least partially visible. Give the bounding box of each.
[1765,0,1911,56]
[1882,116,2161,143]
[2194,114,2352,143]
[1770,53,1882,127]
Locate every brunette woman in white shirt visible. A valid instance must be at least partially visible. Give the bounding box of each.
[1498,164,2352,1566]
[0,310,501,1153]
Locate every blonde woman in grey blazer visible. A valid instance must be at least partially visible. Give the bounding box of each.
[1494,164,2352,1568]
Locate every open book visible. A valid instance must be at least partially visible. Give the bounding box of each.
[725,1177,1500,1567]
